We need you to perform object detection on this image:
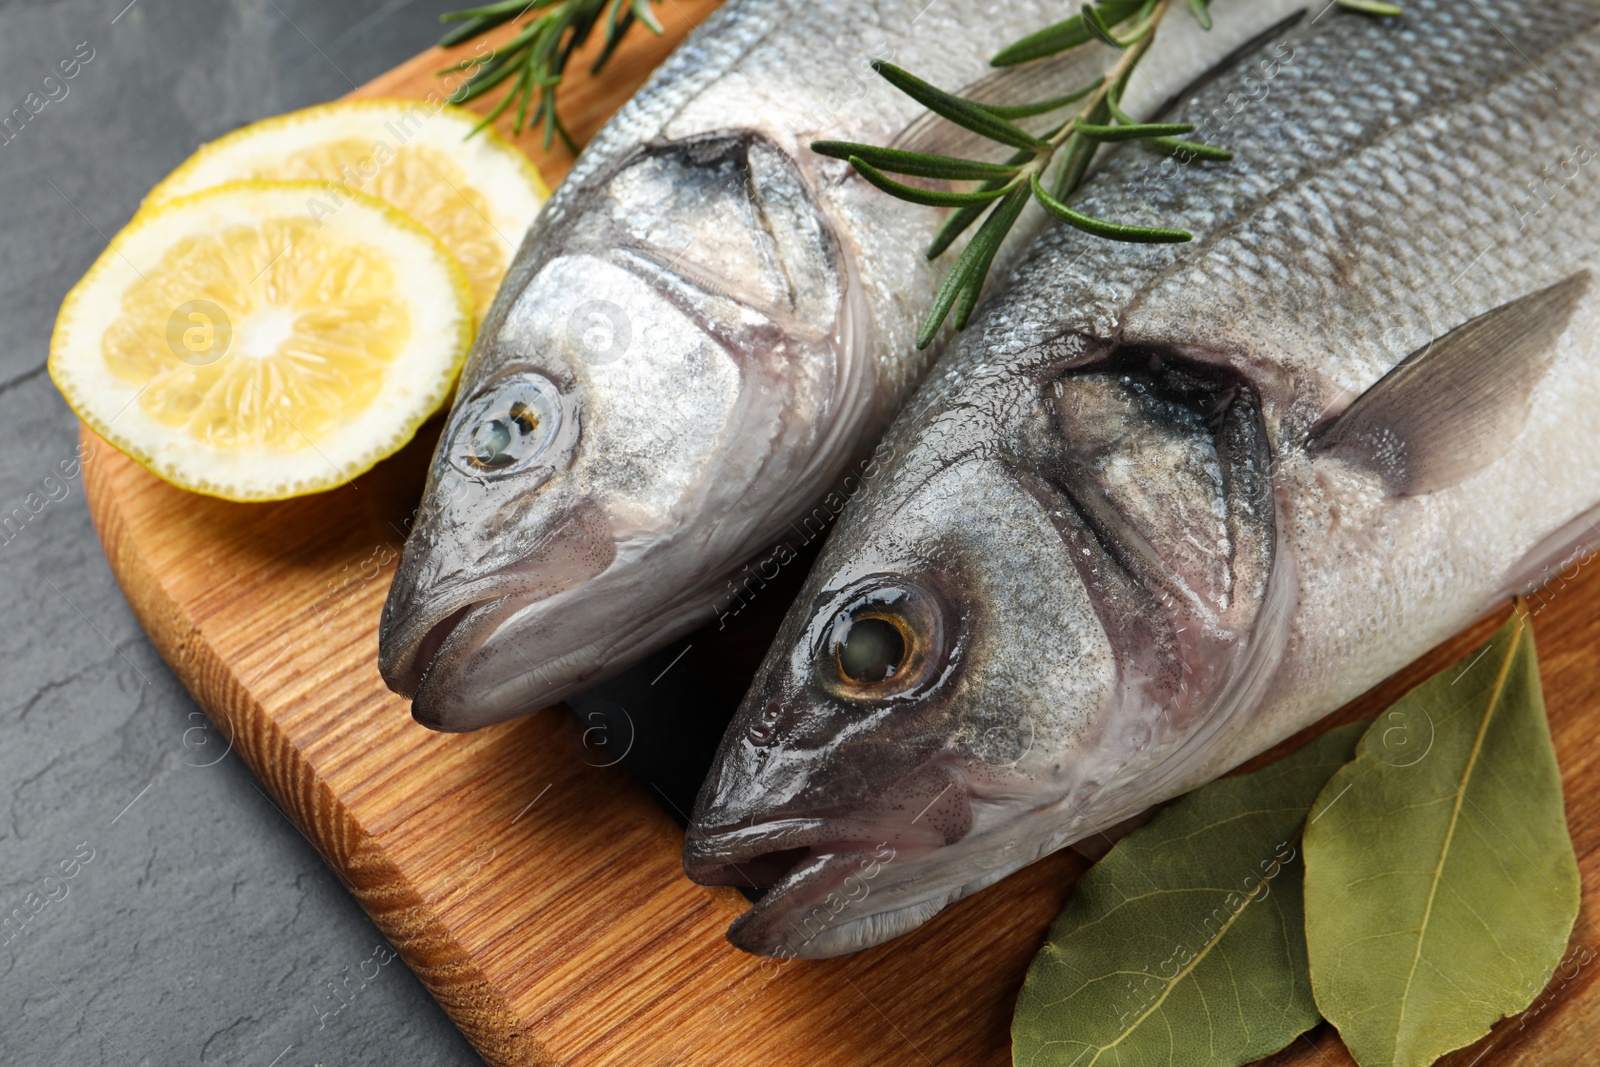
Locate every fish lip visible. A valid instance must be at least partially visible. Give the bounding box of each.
[687,826,945,958]
[404,576,647,730]
[727,851,896,956]
[683,812,941,887]
[378,498,620,712]
[683,799,956,958]
[682,816,847,886]
[407,598,508,723]
[405,593,549,731]
[382,602,476,697]
[379,591,507,699]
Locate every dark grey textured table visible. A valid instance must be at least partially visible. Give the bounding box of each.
[1,2,489,1063]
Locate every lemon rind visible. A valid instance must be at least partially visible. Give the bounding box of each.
[143,97,548,234]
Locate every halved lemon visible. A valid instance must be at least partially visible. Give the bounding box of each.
[144,99,547,318]
[50,181,473,502]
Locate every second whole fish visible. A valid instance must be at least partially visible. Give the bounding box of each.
[684,0,1600,957]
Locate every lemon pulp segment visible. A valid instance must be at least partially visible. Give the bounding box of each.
[105,215,411,449]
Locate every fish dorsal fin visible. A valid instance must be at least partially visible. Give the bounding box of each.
[1309,272,1590,495]
[890,44,1116,160]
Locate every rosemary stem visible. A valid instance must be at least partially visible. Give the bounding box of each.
[1017,0,1167,197]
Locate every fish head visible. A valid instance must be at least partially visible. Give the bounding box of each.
[380,131,864,730]
[685,343,1283,957]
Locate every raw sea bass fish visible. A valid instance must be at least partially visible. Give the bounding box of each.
[377,0,1310,730]
[686,0,1600,957]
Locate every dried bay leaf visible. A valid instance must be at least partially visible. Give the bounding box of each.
[1303,605,1580,1067]
[1012,723,1364,1067]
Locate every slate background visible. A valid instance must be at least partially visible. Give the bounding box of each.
[0,2,492,1063]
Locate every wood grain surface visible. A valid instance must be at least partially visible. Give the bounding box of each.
[77,6,1600,1065]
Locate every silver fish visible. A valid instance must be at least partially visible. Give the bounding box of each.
[684,0,1600,957]
[377,0,1308,730]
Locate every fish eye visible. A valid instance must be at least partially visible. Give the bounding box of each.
[448,373,562,477]
[815,579,947,701]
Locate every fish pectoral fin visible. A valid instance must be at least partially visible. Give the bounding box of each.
[889,45,1117,161]
[1308,271,1590,496]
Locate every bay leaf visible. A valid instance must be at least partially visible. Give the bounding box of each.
[1303,605,1580,1067]
[1013,722,1364,1067]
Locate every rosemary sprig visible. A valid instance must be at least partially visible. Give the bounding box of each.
[813,0,1401,347]
[813,0,1197,348]
[438,0,664,151]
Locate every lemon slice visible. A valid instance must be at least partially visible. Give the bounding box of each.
[145,99,546,318]
[50,181,472,502]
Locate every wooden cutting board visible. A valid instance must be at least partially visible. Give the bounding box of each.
[78,8,1600,1065]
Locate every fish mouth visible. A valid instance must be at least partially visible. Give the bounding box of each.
[383,589,555,723]
[377,500,621,728]
[385,539,745,730]
[683,767,972,958]
[381,478,783,729]
[385,602,474,697]
[387,583,606,732]
[684,822,946,958]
